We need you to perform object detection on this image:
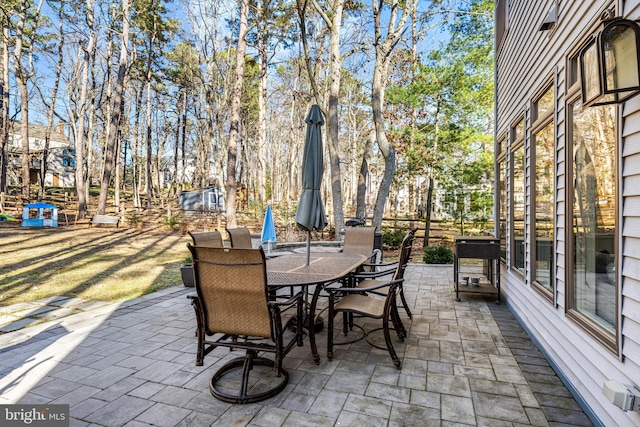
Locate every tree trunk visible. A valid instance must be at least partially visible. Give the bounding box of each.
[38,5,64,199]
[181,89,187,186]
[13,0,31,204]
[114,126,121,205]
[371,59,394,229]
[155,114,166,197]
[145,79,153,209]
[326,0,346,238]
[424,176,433,247]
[423,101,440,247]
[225,0,249,229]
[0,25,8,193]
[369,0,417,229]
[98,0,128,215]
[17,82,29,204]
[171,95,180,195]
[74,0,95,218]
[257,12,267,204]
[356,132,374,220]
[132,85,143,207]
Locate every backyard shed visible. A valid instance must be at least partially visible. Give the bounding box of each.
[179,187,225,212]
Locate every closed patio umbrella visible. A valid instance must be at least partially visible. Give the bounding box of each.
[261,204,277,253]
[295,104,327,265]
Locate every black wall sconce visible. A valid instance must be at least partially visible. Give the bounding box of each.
[579,10,640,107]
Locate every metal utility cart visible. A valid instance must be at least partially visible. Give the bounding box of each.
[454,236,500,303]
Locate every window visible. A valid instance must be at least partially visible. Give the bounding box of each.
[62,148,75,167]
[568,99,617,348]
[498,135,507,261]
[511,118,525,274]
[514,117,524,141]
[511,144,525,274]
[532,85,555,298]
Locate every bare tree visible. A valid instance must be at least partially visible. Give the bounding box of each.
[73,0,96,218]
[98,0,129,215]
[298,0,350,237]
[13,0,40,204]
[225,0,250,229]
[0,16,10,194]
[39,1,65,200]
[370,0,418,228]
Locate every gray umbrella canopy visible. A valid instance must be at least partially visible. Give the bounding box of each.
[295,104,328,232]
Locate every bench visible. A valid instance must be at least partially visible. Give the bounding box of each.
[89,214,120,228]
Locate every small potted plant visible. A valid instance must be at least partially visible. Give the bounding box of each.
[180,257,195,287]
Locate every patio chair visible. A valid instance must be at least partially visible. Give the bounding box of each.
[342,226,380,265]
[352,229,416,321]
[325,278,405,368]
[188,230,224,248]
[226,226,253,249]
[186,245,304,404]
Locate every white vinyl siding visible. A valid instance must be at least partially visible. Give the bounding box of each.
[495,0,640,425]
[621,93,640,398]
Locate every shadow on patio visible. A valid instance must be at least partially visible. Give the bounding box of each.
[0,264,593,426]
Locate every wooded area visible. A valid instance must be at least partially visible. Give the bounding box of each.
[0,0,495,242]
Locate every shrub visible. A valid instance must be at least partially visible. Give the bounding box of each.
[423,246,453,264]
[127,211,143,227]
[163,213,183,231]
[382,227,407,248]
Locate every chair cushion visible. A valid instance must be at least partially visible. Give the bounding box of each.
[334,294,385,318]
[355,279,391,297]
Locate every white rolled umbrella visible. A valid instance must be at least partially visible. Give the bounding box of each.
[295,104,327,265]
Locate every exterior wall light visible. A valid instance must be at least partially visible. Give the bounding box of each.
[579,10,640,107]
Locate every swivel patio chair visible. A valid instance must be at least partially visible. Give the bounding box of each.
[188,230,224,248]
[186,245,304,404]
[325,278,405,368]
[226,226,253,249]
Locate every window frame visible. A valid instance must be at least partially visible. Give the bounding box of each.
[565,48,619,354]
[530,82,556,302]
[510,116,526,277]
[497,132,507,262]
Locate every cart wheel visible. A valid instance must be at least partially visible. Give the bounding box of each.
[456,298,461,302]
[495,300,500,305]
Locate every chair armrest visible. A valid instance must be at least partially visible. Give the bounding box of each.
[326,279,403,294]
[351,265,396,279]
[362,260,396,267]
[269,290,305,308]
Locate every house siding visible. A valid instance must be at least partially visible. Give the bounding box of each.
[6,122,75,188]
[496,0,640,425]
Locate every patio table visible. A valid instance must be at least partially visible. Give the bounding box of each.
[267,251,366,363]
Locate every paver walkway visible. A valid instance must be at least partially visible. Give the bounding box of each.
[0,264,594,426]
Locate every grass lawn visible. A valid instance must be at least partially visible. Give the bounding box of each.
[0,225,192,305]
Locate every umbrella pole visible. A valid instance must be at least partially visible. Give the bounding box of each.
[306,231,311,265]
